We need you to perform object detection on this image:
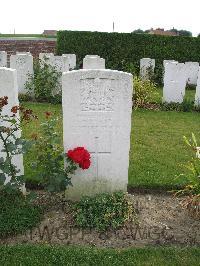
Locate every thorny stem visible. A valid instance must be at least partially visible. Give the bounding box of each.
[0,131,16,182]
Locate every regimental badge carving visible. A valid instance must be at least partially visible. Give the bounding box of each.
[80,78,114,111]
[16,57,26,69]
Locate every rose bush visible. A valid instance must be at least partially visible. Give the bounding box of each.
[0,96,36,193]
[29,112,91,193]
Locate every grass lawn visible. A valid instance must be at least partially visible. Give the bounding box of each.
[21,102,200,189]
[0,34,56,39]
[0,245,199,266]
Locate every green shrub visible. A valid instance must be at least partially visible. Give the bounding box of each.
[176,133,200,196]
[133,77,158,108]
[18,93,34,102]
[57,30,200,84]
[161,98,194,112]
[0,97,36,193]
[25,58,61,103]
[161,102,182,111]
[181,98,194,112]
[0,189,43,238]
[174,133,200,217]
[28,112,83,193]
[73,191,137,231]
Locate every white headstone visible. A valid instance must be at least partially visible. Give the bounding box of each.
[53,56,64,72]
[163,60,178,67]
[140,58,155,80]
[0,68,24,186]
[0,51,7,67]
[39,53,54,65]
[39,54,70,72]
[163,62,187,103]
[195,67,200,106]
[16,52,31,55]
[10,54,33,94]
[83,55,105,69]
[62,69,133,200]
[53,56,70,72]
[62,54,76,69]
[185,62,199,85]
[62,56,70,72]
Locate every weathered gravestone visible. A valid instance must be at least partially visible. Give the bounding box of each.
[83,55,105,69]
[53,56,70,72]
[163,62,187,103]
[0,51,7,67]
[16,52,31,55]
[39,54,70,72]
[195,67,200,106]
[39,53,54,65]
[0,68,24,187]
[185,62,199,85]
[62,54,76,69]
[62,69,133,199]
[140,58,155,80]
[10,53,33,94]
[163,60,178,67]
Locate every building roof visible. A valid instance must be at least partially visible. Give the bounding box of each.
[43,30,57,36]
[148,28,179,36]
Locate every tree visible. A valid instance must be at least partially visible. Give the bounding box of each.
[169,28,179,34]
[178,30,192,37]
[132,29,145,34]
[170,28,192,37]
[132,29,150,34]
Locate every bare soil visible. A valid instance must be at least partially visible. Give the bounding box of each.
[1,192,200,248]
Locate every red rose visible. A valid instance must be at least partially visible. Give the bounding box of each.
[79,159,90,170]
[45,112,52,119]
[67,147,91,170]
[11,105,19,114]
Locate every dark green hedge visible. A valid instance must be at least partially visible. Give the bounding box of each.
[57,30,200,83]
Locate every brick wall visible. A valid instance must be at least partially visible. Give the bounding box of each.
[0,38,56,63]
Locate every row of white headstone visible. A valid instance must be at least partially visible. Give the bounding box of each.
[140,58,200,104]
[0,66,133,199]
[140,58,200,85]
[0,52,106,94]
[163,61,200,104]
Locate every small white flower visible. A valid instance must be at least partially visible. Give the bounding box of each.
[196,147,200,158]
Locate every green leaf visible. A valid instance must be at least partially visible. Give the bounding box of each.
[0,173,6,185]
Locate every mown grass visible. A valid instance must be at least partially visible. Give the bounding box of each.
[0,34,56,39]
[0,245,199,266]
[21,102,200,189]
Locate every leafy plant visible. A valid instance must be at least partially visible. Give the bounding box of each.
[73,191,137,231]
[18,93,34,103]
[133,77,158,108]
[161,98,194,112]
[181,98,194,112]
[30,112,91,193]
[0,96,36,193]
[174,133,200,217]
[25,58,62,103]
[0,188,42,238]
[160,102,182,112]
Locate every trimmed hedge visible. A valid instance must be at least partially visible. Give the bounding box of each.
[57,30,200,83]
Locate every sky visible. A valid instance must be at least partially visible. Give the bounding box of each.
[1,0,200,36]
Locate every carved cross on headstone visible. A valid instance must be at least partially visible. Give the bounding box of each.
[90,136,111,181]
